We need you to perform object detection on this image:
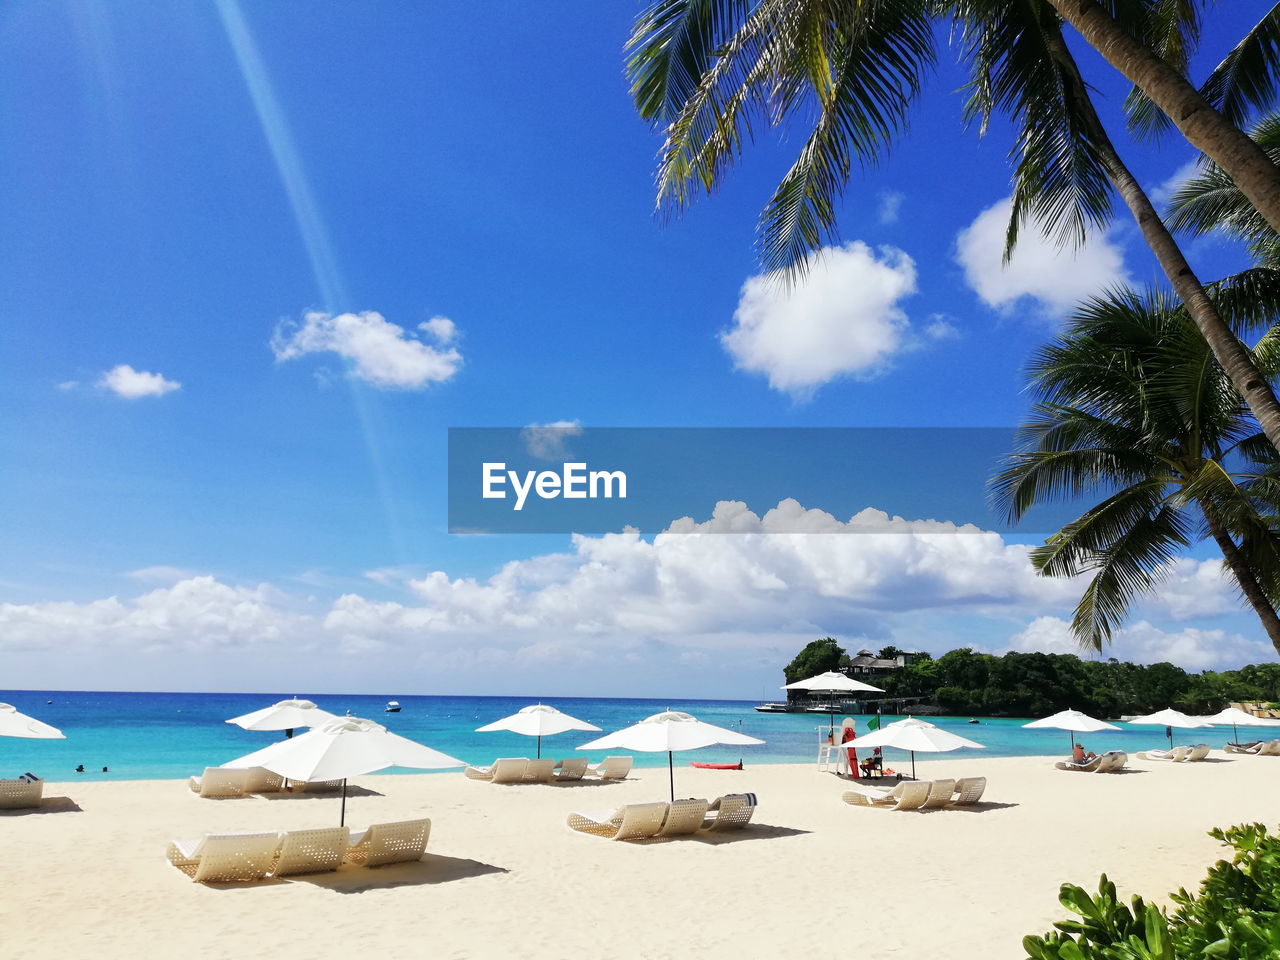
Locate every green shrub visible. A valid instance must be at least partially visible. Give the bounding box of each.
[1023,824,1280,959]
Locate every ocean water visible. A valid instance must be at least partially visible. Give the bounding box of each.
[0,690,1209,782]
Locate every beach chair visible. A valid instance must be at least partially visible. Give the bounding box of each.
[586,756,632,780]
[566,802,668,841]
[553,758,589,782]
[1054,756,1102,772]
[465,758,528,783]
[273,827,349,877]
[843,780,931,811]
[951,777,987,805]
[1225,741,1263,754]
[0,777,43,809]
[921,779,955,810]
[522,759,557,783]
[657,798,709,837]
[1137,746,1189,762]
[166,832,281,882]
[701,793,757,832]
[1098,751,1128,771]
[187,767,249,799]
[346,819,431,867]
[242,767,285,793]
[1261,740,1280,756]
[1184,744,1211,762]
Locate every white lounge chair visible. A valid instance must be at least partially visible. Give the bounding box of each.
[1262,740,1280,756]
[701,793,757,832]
[921,779,955,810]
[586,756,632,780]
[1225,741,1264,754]
[166,832,281,882]
[1183,744,1211,762]
[657,798,709,837]
[843,779,931,811]
[553,758,589,782]
[522,759,557,783]
[346,818,431,867]
[465,757,529,783]
[1097,751,1128,772]
[273,827,349,877]
[187,767,248,799]
[1137,746,1190,762]
[293,779,343,793]
[242,767,285,793]
[0,777,43,810]
[951,777,987,805]
[1055,756,1102,772]
[567,802,668,841]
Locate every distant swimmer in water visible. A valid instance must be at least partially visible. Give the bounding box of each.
[75,764,85,773]
[101,766,108,773]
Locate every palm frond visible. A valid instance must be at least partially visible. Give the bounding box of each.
[1122,0,1202,141]
[1199,2,1280,128]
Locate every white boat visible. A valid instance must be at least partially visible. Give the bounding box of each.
[754,702,791,713]
[384,701,401,713]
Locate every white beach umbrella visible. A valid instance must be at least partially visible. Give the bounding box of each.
[849,716,984,779]
[1022,709,1120,752]
[578,710,764,800]
[783,671,885,734]
[1127,707,1213,747]
[475,703,601,758]
[1196,706,1280,744]
[223,715,465,824]
[0,703,64,740]
[225,698,336,738]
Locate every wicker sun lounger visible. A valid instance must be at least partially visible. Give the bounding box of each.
[921,779,956,809]
[586,756,633,780]
[567,802,668,841]
[187,767,249,799]
[701,793,757,831]
[951,777,987,805]
[657,798,709,837]
[273,827,349,877]
[166,832,282,882]
[346,819,431,867]
[553,758,590,782]
[0,777,43,810]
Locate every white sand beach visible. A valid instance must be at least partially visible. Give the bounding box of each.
[2,754,1275,960]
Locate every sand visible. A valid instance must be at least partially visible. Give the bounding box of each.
[2,753,1275,960]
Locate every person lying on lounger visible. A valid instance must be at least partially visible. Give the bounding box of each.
[1072,743,1098,764]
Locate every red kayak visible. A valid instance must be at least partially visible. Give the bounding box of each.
[689,761,743,770]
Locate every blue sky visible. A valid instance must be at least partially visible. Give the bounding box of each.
[0,2,1274,696]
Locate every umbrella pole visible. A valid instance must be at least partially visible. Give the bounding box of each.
[340,779,347,827]
[537,735,541,760]
[668,751,674,802]
[911,751,916,780]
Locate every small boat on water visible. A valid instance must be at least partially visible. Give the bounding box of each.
[384,701,401,713]
[754,703,791,713]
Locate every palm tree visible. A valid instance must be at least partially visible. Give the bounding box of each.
[626,1,1280,454]
[1045,0,1280,237]
[1167,114,1280,271]
[992,288,1280,654]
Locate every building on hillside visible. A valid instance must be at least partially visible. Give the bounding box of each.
[846,649,923,681]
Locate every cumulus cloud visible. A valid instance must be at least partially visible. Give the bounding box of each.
[722,242,918,396]
[955,198,1130,316]
[1150,160,1200,206]
[521,420,584,460]
[272,310,462,389]
[3,502,1268,680]
[97,365,181,399]
[877,191,904,225]
[1008,615,1272,672]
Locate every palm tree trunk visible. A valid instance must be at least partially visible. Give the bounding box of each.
[1204,512,1280,656]
[1040,27,1280,458]
[1046,0,1280,238]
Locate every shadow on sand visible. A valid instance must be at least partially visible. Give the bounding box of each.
[298,855,509,893]
[258,785,384,800]
[0,796,82,816]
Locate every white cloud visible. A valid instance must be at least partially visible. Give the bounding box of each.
[4,502,1270,686]
[125,566,198,584]
[272,310,462,389]
[1150,160,1200,206]
[955,198,1130,316]
[1008,615,1272,672]
[877,191,904,225]
[418,315,456,344]
[722,242,918,397]
[521,420,584,460]
[97,365,181,399]
[924,315,960,341]
[56,380,79,391]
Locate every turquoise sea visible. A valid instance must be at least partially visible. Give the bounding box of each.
[0,690,1201,782]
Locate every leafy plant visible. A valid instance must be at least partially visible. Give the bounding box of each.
[1024,824,1280,959]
